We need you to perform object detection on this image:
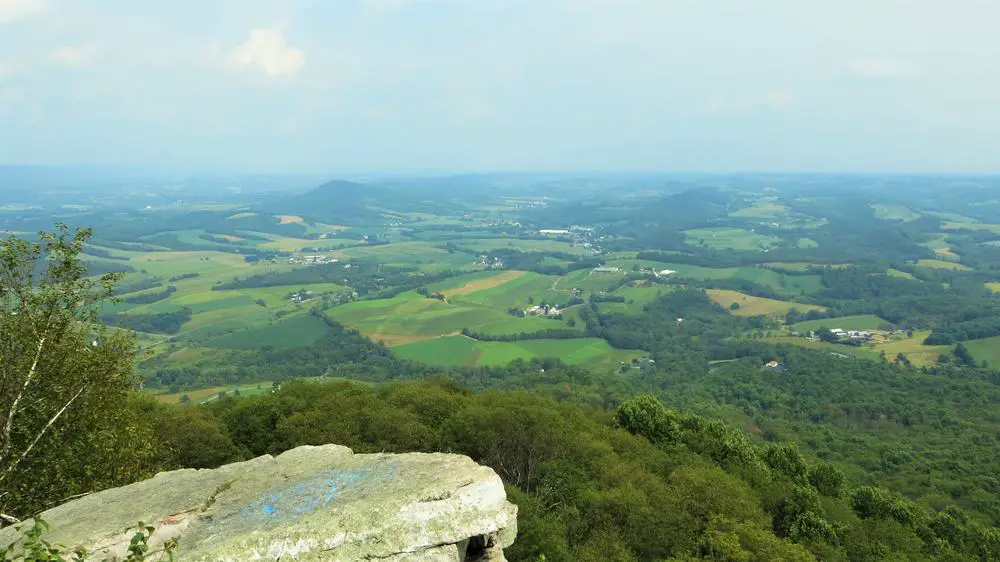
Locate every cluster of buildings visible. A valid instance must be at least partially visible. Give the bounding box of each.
[287,290,315,304]
[525,304,562,317]
[537,226,603,254]
[830,328,873,341]
[474,255,505,269]
[288,255,339,266]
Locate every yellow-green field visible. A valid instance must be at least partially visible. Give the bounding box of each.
[871,204,921,221]
[762,262,850,272]
[684,228,780,251]
[456,238,592,255]
[326,271,575,347]
[986,283,1000,293]
[707,290,826,318]
[731,203,787,218]
[791,315,892,332]
[964,336,1000,366]
[394,336,644,372]
[768,330,947,367]
[916,259,970,271]
[941,222,1000,233]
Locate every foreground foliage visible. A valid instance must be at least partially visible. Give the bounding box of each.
[0,227,156,520]
[129,380,997,561]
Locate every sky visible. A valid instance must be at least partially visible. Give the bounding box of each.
[1,0,998,173]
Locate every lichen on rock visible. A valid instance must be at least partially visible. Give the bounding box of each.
[0,444,517,561]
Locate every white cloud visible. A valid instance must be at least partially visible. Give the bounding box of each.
[848,58,922,78]
[49,45,96,67]
[228,29,305,77]
[0,0,43,24]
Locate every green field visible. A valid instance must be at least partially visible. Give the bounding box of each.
[871,204,921,221]
[986,283,1000,293]
[326,271,572,346]
[792,315,893,332]
[730,202,786,218]
[455,238,591,255]
[887,268,917,280]
[394,336,643,371]
[916,259,970,271]
[203,314,332,349]
[767,331,946,367]
[707,290,826,318]
[964,336,1000,367]
[941,221,1000,233]
[684,228,780,251]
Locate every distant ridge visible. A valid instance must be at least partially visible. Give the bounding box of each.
[265,180,389,224]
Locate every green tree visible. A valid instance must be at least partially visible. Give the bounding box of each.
[0,226,149,521]
[815,327,838,343]
[807,462,844,497]
[615,394,681,446]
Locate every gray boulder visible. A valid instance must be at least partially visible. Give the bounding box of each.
[1,445,517,561]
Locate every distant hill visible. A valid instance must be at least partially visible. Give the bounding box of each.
[264,180,390,224]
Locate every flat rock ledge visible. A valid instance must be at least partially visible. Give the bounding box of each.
[1,445,517,561]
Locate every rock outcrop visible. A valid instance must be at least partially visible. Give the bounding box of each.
[1,445,517,561]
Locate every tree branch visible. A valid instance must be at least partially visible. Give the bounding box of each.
[1,336,46,463]
[0,383,86,486]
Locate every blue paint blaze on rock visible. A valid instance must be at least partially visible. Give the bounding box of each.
[241,465,397,525]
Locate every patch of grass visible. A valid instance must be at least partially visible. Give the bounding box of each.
[916,259,970,271]
[797,238,819,249]
[707,290,825,318]
[767,330,945,367]
[205,314,332,349]
[762,263,850,272]
[986,283,1000,293]
[433,270,527,298]
[888,269,917,280]
[326,284,566,345]
[454,271,563,308]
[941,221,1000,233]
[792,315,893,332]
[871,204,921,221]
[964,336,1000,367]
[457,238,592,255]
[684,228,781,251]
[730,203,787,218]
[394,336,643,371]
[558,268,626,294]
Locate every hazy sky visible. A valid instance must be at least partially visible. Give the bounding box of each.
[1,0,998,172]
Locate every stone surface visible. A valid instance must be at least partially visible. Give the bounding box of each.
[1,445,517,561]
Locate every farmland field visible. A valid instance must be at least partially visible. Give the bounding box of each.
[792,315,893,332]
[684,228,780,251]
[706,290,825,318]
[204,313,332,349]
[394,336,643,370]
[456,238,592,255]
[964,335,1000,366]
[941,221,1000,233]
[916,259,971,271]
[767,331,945,366]
[871,204,921,221]
[730,202,786,218]
[986,283,1000,293]
[326,272,571,346]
